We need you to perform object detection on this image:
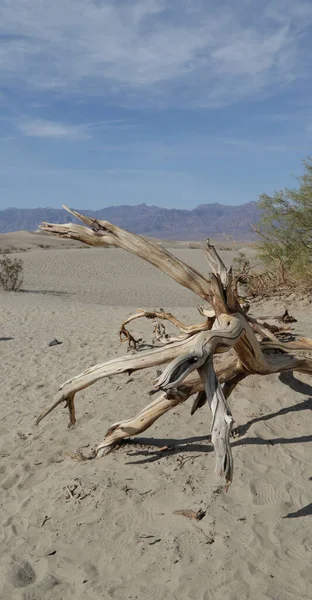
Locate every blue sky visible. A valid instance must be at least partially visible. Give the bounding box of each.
[1,0,312,210]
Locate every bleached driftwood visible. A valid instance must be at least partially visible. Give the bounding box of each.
[36,206,312,486]
[119,308,214,348]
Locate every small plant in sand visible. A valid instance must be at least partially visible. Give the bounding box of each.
[232,251,253,288]
[35,206,312,490]
[0,256,24,291]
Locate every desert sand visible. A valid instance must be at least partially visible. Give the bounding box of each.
[1,237,312,600]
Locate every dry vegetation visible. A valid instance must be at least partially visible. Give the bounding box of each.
[232,251,300,298]
[0,256,24,291]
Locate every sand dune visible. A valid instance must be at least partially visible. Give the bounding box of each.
[0,229,250,254]
[0,230,87,253]
[0,244,311,600]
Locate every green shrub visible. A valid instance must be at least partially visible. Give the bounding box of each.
[257,157,312,290]
[0,257,24,291]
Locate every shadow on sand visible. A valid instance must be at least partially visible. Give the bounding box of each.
[118,373,312,517]
[19,289,72,296]
[283,503,312,518]
[120,371,312,464]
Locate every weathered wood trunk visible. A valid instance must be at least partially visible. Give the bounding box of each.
[36,206,312,486]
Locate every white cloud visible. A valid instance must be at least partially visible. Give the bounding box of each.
[17,119,91,140]
[0,135,21,143]
[15,117,127,140]
[0,1,311,107]
[220,138,287,152]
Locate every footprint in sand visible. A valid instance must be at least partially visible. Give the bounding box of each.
[21,575,62,599]
[250,478,285,505]
[9,560,36,588]
[2,473,19,490]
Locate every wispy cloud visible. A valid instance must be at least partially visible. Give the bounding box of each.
[17,119,91,140]
[220,138,288,152]
[11,116,130,140]
[0,135,21,143]
[0,1,312,107]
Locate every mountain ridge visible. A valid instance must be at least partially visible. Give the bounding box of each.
[0,202,261,240]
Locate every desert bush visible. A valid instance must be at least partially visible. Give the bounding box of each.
[0,256,24,291]
[256,157,312,290]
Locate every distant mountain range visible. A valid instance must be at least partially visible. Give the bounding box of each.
[0,202,261,240]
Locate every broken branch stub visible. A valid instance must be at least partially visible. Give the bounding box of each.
[152,315,246,485]
[199,358,233,485]
[36,207,312,487]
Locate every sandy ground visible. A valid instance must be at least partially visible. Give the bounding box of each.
[1,240,312,600]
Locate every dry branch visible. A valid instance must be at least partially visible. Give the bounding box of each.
[36,207,312,488]
[41,205,214,303]
[119,308,214,349]
[204,239,228,285]
[151,315,247,484]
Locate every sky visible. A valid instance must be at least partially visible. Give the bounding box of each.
[1,0,312,210]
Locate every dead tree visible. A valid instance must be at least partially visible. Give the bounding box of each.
[36,206,312,487]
